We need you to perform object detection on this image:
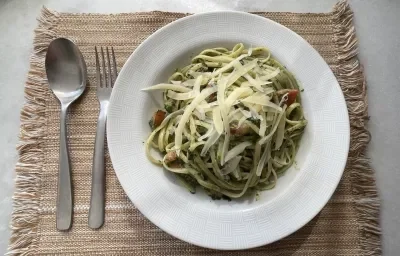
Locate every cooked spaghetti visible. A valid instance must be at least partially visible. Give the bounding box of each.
[142,43,307,199]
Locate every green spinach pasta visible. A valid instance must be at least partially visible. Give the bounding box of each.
[143,43,307,200]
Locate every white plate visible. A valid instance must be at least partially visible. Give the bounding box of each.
[107,11,350,250]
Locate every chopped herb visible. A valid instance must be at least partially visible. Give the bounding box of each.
[164,99,175,113]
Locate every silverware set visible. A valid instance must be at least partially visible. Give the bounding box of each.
[45,38,117,230]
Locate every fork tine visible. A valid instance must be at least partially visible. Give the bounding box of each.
[106,47,112,87]
[95,47,102,87]
[111,47,118,82]
[101,47,107,87]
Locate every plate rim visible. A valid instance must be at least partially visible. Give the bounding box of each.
[107,10,350,250]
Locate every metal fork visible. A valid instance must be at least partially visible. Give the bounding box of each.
[88,46,117,229]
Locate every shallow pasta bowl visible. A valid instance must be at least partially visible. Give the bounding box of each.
[107,11,350,250]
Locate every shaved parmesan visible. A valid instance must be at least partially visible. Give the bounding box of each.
[167,90,197,101]
[241,93,271,106]
[221,156,242,175]
[259,111,267,136]
[211,54,248,78]
[142,83,191,93]
[170,80,182,85]
[213,107,224,134]
[201,130,220,156]
[261,101,283,112]
[224,141,252,164]
[225,87,253,108]
[239,109,252,118]
[175,87,217,153]
[259,68,280,81]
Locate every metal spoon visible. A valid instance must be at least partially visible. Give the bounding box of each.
[45,38,87,231]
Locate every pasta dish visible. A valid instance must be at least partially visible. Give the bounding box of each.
[143,43,307,199]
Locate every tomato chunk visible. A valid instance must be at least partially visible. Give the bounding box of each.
[286,89,298,106]
[152,110,166,128]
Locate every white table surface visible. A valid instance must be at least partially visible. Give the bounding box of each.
[0,0,399,254]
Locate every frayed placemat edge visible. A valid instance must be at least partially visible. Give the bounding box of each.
[332,1,381,255]
[7,7,60,256]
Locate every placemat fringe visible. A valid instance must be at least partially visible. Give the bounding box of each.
[7,7,59,256]
[332,1,381,255]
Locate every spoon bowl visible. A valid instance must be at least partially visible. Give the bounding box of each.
[45,38,87,230]
[46,38,87,104]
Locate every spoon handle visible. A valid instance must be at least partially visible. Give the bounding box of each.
[88,103,107,229]
[57,105,73,231]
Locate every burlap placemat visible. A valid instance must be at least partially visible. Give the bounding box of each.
[8,1,381,255]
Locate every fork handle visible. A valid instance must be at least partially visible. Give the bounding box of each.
[88,102,108,229]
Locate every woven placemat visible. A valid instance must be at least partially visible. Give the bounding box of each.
[8,1,381,255]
